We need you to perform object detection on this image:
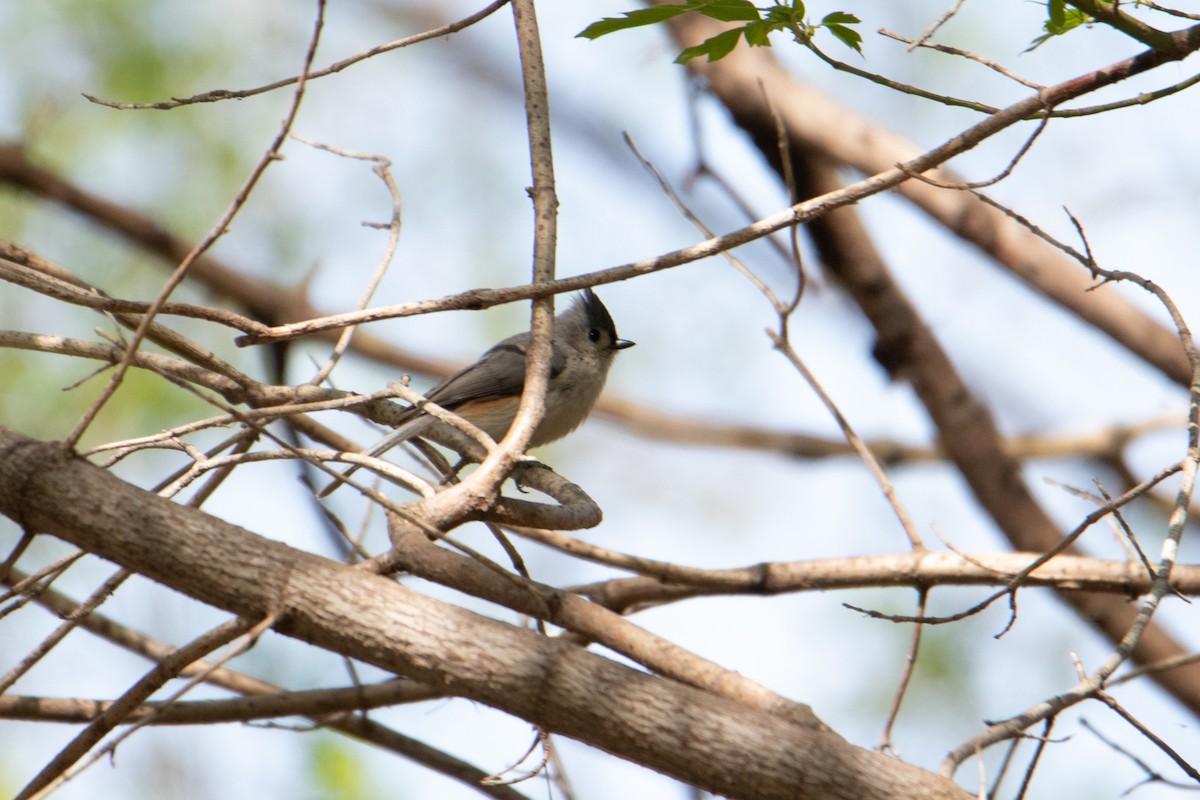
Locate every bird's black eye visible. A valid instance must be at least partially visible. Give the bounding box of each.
[587,328,601,343]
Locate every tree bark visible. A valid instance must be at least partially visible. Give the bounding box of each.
[0,428,971,799]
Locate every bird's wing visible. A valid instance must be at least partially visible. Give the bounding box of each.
[317,336,566,498]
[424,336,566,409]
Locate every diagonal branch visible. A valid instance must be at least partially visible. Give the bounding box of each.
[663,10,1200,722]
[16,616,259,800]
[667,9,1198,387]
[0,427,971,800]
[798,152,1200,724]
[0,567,529,800]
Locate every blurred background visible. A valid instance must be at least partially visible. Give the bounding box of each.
[2,0,1199,797]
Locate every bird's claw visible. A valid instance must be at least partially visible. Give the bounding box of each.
[511,458,551,493]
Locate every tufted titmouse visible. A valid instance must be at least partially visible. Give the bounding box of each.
[320,288,633,496]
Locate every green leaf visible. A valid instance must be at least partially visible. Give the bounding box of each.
[1053,7,1089,34]
[825,23,863,53]
[675,28,744,63]
[821,11,860,25]
[742,19,774,47]
[580,0,850,62]
[765,5,801,27]
[577,4,692,40]
[578,0,763,39]
[1048,0,1066,29]
[693,0,762,23]
[1024,0,1091,51]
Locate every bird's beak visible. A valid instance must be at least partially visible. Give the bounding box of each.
[614,339,636,351]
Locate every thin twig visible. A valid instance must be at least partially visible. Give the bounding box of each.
[943,227,1200,776]
[0,568,132,696]
[82,0,511,110]
[879,588,929,754]
[899,112,1051,190]
[1097,692,1200,783]
[906,0,968,50]
[769,330,926,550]
[64,0,328,448]
[16,616,260,800]
[38,615,281,797]
[294,138,403,387]
[879,28,1043,89]
[240,35,1200,346]
[1012,717,1055,800]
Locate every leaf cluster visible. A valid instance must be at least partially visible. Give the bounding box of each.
[577,0,863,63]
[1027,0,1094,51]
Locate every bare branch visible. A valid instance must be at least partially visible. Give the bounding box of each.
[16,616,259,800]
[64,1,329,448]
[0,427,971,800]
[82,0,511,110]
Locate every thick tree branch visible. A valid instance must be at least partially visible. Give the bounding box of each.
[0,427,971,800]
[0,568,529,800]
[1067,0,1175,49]
[383,521,818,724]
